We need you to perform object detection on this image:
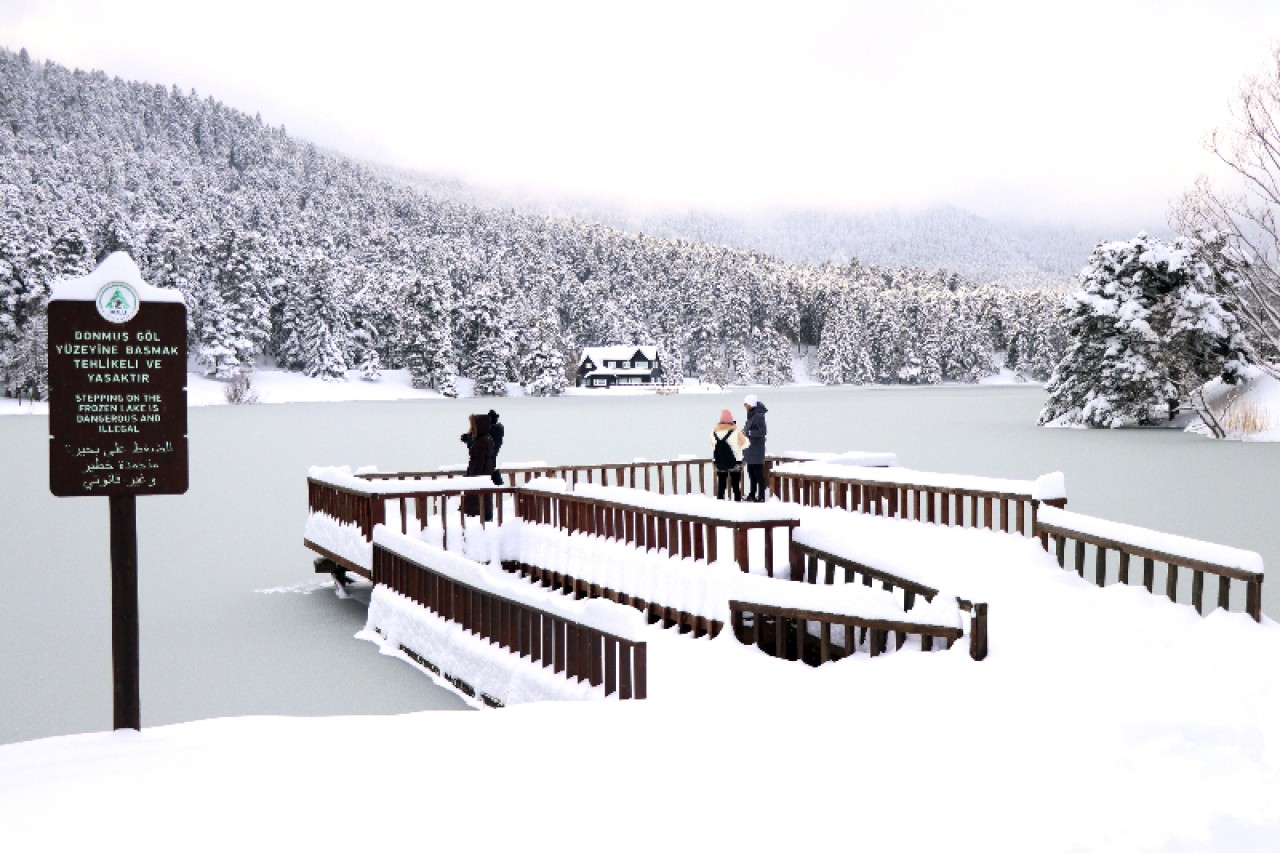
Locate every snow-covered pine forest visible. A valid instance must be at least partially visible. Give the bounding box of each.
[0,48,1068,400]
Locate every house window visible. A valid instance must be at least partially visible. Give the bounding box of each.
[634,360,648,368]
[592,377,608,386]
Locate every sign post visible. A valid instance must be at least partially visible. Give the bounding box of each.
[47,252,188,731]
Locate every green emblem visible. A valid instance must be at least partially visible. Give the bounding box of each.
[96,281,139,324]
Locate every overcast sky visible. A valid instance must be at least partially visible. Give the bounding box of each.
[5,0,1280,231]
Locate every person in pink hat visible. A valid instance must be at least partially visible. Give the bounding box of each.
[711,408,749,501]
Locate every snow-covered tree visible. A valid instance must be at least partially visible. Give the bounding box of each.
[520,312,569,396]
[401,274,458,396]
[1040,234,1252,428]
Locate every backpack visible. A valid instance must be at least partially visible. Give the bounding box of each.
[713,429,739,472]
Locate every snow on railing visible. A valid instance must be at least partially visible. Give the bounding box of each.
[357,452,887,499]
[515,482,801,575]
[371,526,647,702]
[361,456,720,496]
[770,461,1067,538]
[306,466,513,572]
[773,450,899,467]
[788,533,987,660]
[1035,506,1265,622]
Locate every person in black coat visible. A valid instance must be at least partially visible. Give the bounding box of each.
[488,409,504,462]
[742,394,769,502]
[463,413,496,521]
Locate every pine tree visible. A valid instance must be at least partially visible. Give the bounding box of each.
[299,254,349,381]
[521,312,569,396]
[471,324,510,397]
[401,273,458,396]
[1039,234,1248,427]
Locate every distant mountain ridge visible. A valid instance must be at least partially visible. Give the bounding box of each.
[376,167,1099,288]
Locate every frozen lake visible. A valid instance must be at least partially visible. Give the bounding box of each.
[3,384,1278,745]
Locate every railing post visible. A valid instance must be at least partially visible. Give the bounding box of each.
[970,602,988,661]
[733,527,749,573]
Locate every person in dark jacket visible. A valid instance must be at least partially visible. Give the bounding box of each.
[488,409,504,461]
[463,413,496,521]
[742,394,768,502]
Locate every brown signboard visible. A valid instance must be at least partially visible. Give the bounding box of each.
[48,259,189,497]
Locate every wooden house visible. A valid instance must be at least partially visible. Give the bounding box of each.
[576,345,664,388]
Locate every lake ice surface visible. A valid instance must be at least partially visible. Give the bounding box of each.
[3,383,1278,744]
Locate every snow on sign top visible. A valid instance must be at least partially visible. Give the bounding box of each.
[49,252,185,305]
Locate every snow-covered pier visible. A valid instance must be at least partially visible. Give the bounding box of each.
[302,453,1267,707]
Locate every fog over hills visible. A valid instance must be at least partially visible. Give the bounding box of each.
[377,165,1123,289]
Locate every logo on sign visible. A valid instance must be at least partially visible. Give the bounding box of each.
[96,282,139,324]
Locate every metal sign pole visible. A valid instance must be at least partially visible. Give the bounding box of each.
[47,252,188,735]
[109,494,140,731]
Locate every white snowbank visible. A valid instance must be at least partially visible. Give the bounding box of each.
[1190,365,1280,442]
[303,511,373,570]
[363,586,607,706]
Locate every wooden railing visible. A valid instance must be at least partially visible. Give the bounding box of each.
[729,601,967,664]
[360,455,811,498]
[308,477,385,539]
[770,466,1066,538]
[1035,507,1264,622]
[514,488,799,575]
[306,475,512,576]
[373,542,646,700]
[504,558,724,639]
[363,458,718,495]
[789,539,988,661]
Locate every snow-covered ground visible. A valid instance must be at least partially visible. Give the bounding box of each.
[0,355,1031,416]
[4,494,1279,850]
[8,359,1276,442]
[1191,365,1280,442]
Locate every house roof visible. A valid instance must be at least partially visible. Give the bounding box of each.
[578,345,659,365]
[581,367,660,377]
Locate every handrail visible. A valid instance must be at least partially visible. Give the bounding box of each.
[728,600,970,664]
[358,454,811,498]
[362,458,719,495]
[515,488,800,575]
[505,558,724,640]
[770,464,1066,539]
[306,475,513,570]
[1035,507,1264,622]
[788,539,988,660]
[373,540,646,700]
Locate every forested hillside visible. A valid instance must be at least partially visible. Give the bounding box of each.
[0,47,1067,398]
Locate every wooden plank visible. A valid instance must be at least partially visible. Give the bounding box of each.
[303,539,372,580]
[1166,563,1179,602]
[764,527,775,578]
